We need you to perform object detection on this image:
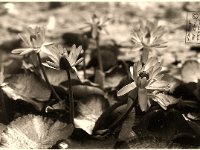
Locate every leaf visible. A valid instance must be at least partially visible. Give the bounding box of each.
[118,109,137,142]
[2,73,51,111]
[68,135,116,149]
[71,84,104,98]
[62,79,104,98]
[1,114,74,149]
[41,67,78,86]
[0,123,6,134]
[181,60,200,83]
[127,136,173,148]
[94,69,105,89]
[186,120,200,135]
[134,109,195,143]
[45,100,66,114]
[172,133,200,148]
[74,94,109,135]
[104,64,127,89]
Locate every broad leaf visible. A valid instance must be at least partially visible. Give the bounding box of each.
[181,60,200,83]
[1,114,74,149]
[104,64,128,89]
[2,73,51,111]
[74,94,109,135]
[41,68,78,86]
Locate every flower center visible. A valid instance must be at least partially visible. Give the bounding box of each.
[145,31,150,39]
[139,71,149,80]
[30,34,37,42]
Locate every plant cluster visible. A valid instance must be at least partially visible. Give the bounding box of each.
[0,15,200,149]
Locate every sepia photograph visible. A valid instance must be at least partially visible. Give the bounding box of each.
[0,1,200,148]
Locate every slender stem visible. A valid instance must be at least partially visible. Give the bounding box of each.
[96,36,103,71]
[83,49,86,79]
[66,69,74,125]
[83,35,88,79]
[141,47,149,65]
[37,53,63,103]
[0,88,9,124]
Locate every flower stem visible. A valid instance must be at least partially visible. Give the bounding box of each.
[83,49,86,79]
[83,35,88,79]
[141,47,149,65]
[0,88,9,124]
[96,36,103,71]
[66,69,74,125]
[37,53,63,103]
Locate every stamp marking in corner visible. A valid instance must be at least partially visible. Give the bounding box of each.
[185,11,200,44]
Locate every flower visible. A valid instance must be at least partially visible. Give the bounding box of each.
[118,57,172,112]
[131,20,167,52]
[45,44,83,70]
[84,14,110,39]
[12,26,52,55]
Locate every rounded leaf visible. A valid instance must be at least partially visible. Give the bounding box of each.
[181,60,200,83]
[1,114,73,149]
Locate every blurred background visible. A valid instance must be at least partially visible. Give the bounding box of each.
[0,2,200,70]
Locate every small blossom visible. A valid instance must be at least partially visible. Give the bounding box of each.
[84,14,110,39]
[45,44,83,70]
[12,26,52,55]
[131,20,167,52]
[118,57,171,112]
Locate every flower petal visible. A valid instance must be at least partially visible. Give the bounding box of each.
[152,93,179,110]
[72,57,84,67]
[18,33,31,47]
[71,45,83,65]
[150,66,162,79]
[12,48,33,55]
[132,62,142,81]
[138,88,149,112]
[117,82,136,97]
[20,48,35,55]
[147,80,170,91]
[44,61,59,70]
[144,57,155,71]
